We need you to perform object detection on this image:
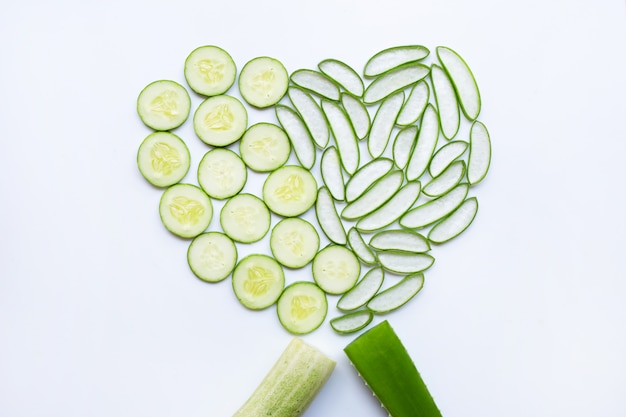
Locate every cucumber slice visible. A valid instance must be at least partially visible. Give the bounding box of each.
[344,157,393,203]
[232,254,285,310]
[239,123,291,173]
[363,45,430,77]
[368,91,404,158]
[277,282,328,335]
[341,170,404,220]
[400,183,469,229]
[369,230,430,253]
[340,93,371,140]
[367,273,424,313]
[392,126,417,170]
[137,80,191,131]
[428,197,478,244]
[275,105,316,169]
[422,160,466,198]
[406,104,439,181]
[137,131,190,187]
[159,184,213,239]
[320,147,345,201]
[220,193,271,243]
[193,95,248,147]
[347,228,376,265]
[184,45,236,97]
[377,251,435,274]
[238,56,289,108]
[290,69,340,101]
[467,120,492,185]
[436,46,481,120]
[363,63,430,104]
[396,80,429,126]
[321,99,360,175]
[431,64,460,140]
[187,232,237,283]
[312,245,360,295]
[197,148,247,199]
[315,186,347,246]
[270,218,320,269]
[356,181,421,233]
[318,59,364,97]
[330,310,373,334]
[287,86,330,148]
[428,140,468,178]
[337,267,384,311]
[263,165,318,217]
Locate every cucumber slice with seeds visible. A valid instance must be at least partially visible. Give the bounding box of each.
[239,122,291,172]
[193,95,248,147]
[287,86,330,148]
[318,58,364,97]
[344,157,394,203]
[364,45,430,77]
[277,282,328,335]
[369,230,430,253]
[320,147,345,201]
[187,232,237,283]
[220,193,271,243]
[429,140,468,178]
[270,218,320,269]
[367,273,424,313]
[467,120,492,185]
[347,228,376,265]
[321,99,360,175]
[232,254,285,310]
[342,170,404,220]
[263,165,318,217]
[368,91,404,158]
[159,184,213,239]
[197,148,247,199]
[363,63,430,104]
[399,183,469,229]
[340,93,371,140]
[406,104,439,181]
[238,56,289,108]
[184,45,236,97]
[436,46,481,120]
[428,197,478,244]
[315,186,347,246]
[356,181,421,233]
[290,69,340,101]
[337,267,384,312]
[422,160,466,198]
[431,64,460,140]
[137,131,190,187]
[137,80,191,131]
[396,80,429,126]
[392,126,417,170]
[312,245,360,295]
[330,310,373,334]
[275,104,316,169]
[377,251,435,274]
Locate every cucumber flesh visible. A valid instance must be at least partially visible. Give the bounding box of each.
[184,45,236,97]
[159,184,213,239]
[355,181,421,233]
[330,310,373,334]
[363,63,430,104]
[467,120,492,185]
[287,86,330,148]
[239,122,291,173]
[187,232,237,283]
[400,183,469,229]
[422,160,466,198]
[396,80,429,126]
[406,104,439,181]
[277,282,328,335]
[318,58,364,97]
[270,218,320,269]
[220,193,270,243]
[315,186,347,246]
[193,95,248,147]
[428,140,468,178]
[232,254,285,310]
[238,56,288,108]
[367,273,424,313]
[364,45,430,77]
[321,99,360,175]
[428,197,479,244]
[436,46,481,120]
[137,131,190,188]
[431,64,460,140]
[337,267,384,311]
[312,245,360,295]
[290,69,340,101]
[197,148,247,200]
[262,165,318,217]
[137,80,191,131]
[275,105,316,169]
[368,91,404,158]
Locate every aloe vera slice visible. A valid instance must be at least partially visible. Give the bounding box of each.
[341,170,404,220]
[431,64,460,140]
[320,146,345,201]
[347,228,376,265]
[318,59,364,97]
[369,230,430,253]
[330,310,374,334]
[344,157,394,202]
[321,99,360,175]
[287,86,329,148]
[368,91,404,158]
[392,125,417,170]
[363,63,430,104]
[275,105,316,169]
[400,183,469,229]
[337,267,384,311]
[355,180,421,233]
[290,69,340,101]
[429,140,468,178]
[363,45,430,77]
[367,273,424,313]
[428,197,478,244]
[315,186,347,245]
[344,320,442,417]
[436,46,481,120]
[397,80,429,126]
[422,160,466,198]
[341,93,371,140]
[406,104,439,181]
[377,251,434,274]
[467,120,491,185]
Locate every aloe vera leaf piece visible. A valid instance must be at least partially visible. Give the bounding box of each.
[347,227,377,265]
[315,186,347,245]
[320,146,345,201]
[337,267,384,311]
[436,46,481,120]
[406,104,439,181]
[344,320,442,417]
[341,93,371,140]
[367,272,424,313]
[344,157,394,203]
[422,160,466,198]
[290,69,340,101]
[341,170,404,220]
[355,180,421,233]
[428,197,479,244]
[321,99,360,175]
[287,86,330,148]
[363,63,430,104]
[364,45,430,77]
[429,139,468,178]
[467,120,492,185]
[392,125,418,170]
[369,229,430,253]
[431,63,460,140]
[330,310,374,334]
[319,58,364,97]
[275,105,315,169]
[377,251,435,274]
[400,183,469,229]
[368,91,404,158]
[397,80,430,126]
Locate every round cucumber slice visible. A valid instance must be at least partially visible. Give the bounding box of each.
[277,281,328,335]
[137,131,190,187]
[220,193,271,243]
[184,45,236,96]
[232,254,285,310]
[187,232,237,283]
[239,56,289,108]
[262,165,318,217]
[193,95,248,147]
[312,245,360,295]
[137,80,191,131]
[270,218,320,269]
[239,123,291,172]
[159,184,213,239]
[197,148,247,199]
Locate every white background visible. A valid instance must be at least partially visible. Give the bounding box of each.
[1,1,625,416]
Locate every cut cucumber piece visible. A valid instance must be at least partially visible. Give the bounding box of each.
[275,104,316,169]
[318,59,364,97]
[312,245,360,295]
[428,197,478,244]
[363,63,430,104]
[422,160,466,198]
[377,251,435,274]
[187,232,237,283]
[287,86,329,148]
[137,131,190,187]
[239,122,291,172]
[363,45,430,77]
[467,120,491,185]
[431,64,460,140]
[315,186,347,246]
[347,227,376,265]
[184,45,236,97]
[220,193,271,243]
[337,267,384,312]
[270,218,320,269]
[321,99,360,175]
[320,146,345,201]
[197,148,247,199]
[356,181,421,233]
[193,95,248,147]
[159,184,212,239]
[436,46,481,120]
[340,93,371,140]
[290,69,340,101]
[232,254,285,310]
[392,126,417,170]
[397,80,429,126]
[232,338,335,417]
[330,310,373,334]
[344,157,394,203]
[137,80,191,131]
[277,282,328,335]
[406,104,439,181]
[367,273,424,313]
[400,183,469,229]
[369,230,430,253]
[238,56,288,108]
[263,165,318,217]
[368,91,404,158]
[429,140,468,178]
[341,170,404,220]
